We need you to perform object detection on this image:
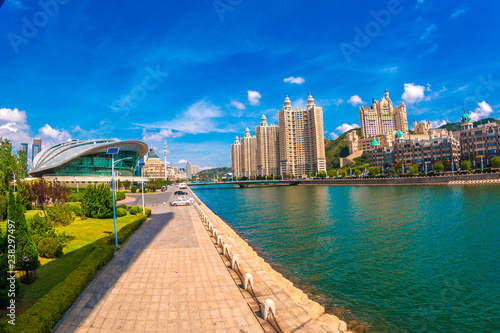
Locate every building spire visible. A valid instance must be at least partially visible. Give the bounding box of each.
[284,95,291,107]
[307,93,314,105]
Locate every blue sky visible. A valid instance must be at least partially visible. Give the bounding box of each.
[1,0,499,168]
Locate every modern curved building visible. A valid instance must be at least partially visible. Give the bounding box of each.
[29,139,148,178]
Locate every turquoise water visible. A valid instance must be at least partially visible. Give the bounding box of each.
[193,185,500,332]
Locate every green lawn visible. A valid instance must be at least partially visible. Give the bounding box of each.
[0,211,138,316]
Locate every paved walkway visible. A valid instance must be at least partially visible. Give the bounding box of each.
[55,188,264,332]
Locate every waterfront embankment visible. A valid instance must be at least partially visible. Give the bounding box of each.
[189,188,352,333]
[301,172,500,186]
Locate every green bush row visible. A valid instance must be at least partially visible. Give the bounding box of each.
[0,208,151,332]
[0,244,115,333]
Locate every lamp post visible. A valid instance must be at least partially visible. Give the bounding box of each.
[139,162,145,215]
[106,147,131,250]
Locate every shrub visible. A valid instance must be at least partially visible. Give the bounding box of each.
[461,160,472,171]
[115,208,127,217]
[434,162,444,172]
[116,204,128,209]
[130,185,137,193]
[116,192,126,201]
[46,205,75,226]
[28,213,54,235]
[129,206,141,215]
[82,184,113,219]
[31,234,42,248]
[0,194,7,222]
[38,237,63,258]
[66,202,82,217]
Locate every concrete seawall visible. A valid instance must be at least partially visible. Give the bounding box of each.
[189,188,352,333]
[301,173,500,186]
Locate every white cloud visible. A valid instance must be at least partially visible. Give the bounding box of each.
[247,91,261,106]
[347,95,365,107]
[38,124,71,147]
[329,132,339,139]
[336,123,360,134]
[419,24,436,42]
[178,159,187,164]
[470,101,494,122]
[142,129,183,142]
[333,99,344,106]
[134,100,231,135]
[283,76,305,85]
[73,125,83,132]
[380,66,398,73]
[453,85,468,93]
[0,108,27,123]
[450,7,469,19]
[230,100,246,110]
[292,98,306,109]
[430,120,447,128]
[402,83,431,104]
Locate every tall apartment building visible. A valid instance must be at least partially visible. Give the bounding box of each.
[32,138,42,163]
[240,128,257,177]
[459,112,500,167]
[186,162,192,179]
[19,143,28,156]
[359,90,408,137]
[255,115,279,176]
[231,136,241,177]
[278,94,326,176]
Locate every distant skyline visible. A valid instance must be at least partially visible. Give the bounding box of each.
[1,0,499,168]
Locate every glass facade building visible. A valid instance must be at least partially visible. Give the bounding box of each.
[29,139,148,178]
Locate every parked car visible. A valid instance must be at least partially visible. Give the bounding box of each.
[161,186,167,192]
[174,190,188,195]
[170,198,192,206]
[178,184,187,189]
[179,196,195,204]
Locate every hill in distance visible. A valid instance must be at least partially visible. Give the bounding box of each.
[195,167,231,180]
[324,128,361,169]
[438,117,500,132]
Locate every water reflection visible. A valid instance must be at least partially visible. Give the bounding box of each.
[193,185,500,332]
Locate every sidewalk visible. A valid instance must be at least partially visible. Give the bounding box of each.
[55,189,264,332]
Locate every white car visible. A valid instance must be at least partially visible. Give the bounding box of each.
[179,196,195,204]
[178,184,187,189]
[170,198,191,206]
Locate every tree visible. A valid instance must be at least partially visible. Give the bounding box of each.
[409,165,419,174]
[82,184,113,219]
[434,162,444,172]
[317,170,327,179]
[442,159,451,171]
[461,160,472,171]
[7,192,39,270]
[327,169,336,178]
[16,150,29,181]
[388,167,396,175]
[122,180,131,190]
[491,156,500,168]
[339,169,347,177]
[394,160,402,173]
[0,139,16,193]
[368,166,380,177]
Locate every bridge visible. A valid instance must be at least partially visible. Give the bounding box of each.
[186,179,302,188]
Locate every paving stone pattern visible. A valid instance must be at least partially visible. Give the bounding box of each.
[55,190,264,333]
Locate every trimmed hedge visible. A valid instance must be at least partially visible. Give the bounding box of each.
[129,206,141,215]
[0,208,152,332]
[1,244,115,333]
[115,208,127,217]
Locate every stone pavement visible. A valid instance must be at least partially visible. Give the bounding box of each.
[55,188,264,332]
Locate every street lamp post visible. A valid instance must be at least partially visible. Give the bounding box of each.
[106,147,131,250]
[139,162,145,215]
